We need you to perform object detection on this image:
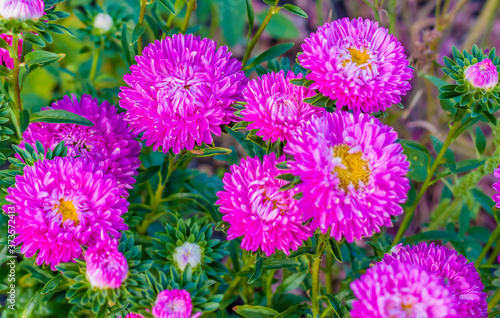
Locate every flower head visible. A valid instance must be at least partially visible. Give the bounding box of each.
[241,70,324,143]
[216,153,313,256]
[6,156,129,269]
[119,33,247,154]
[173,242,202,271]
[0,34,22,69]
[299,17,413,113]
[464,58,499,90]
[350,261,458,318]
[85,236,128,289]
[120,314,146,318]
[152,289,202,318]
[382,243,488,317]
[0,0,44,21]
[22,94,141,190]
[285,111,409,242]
[93,13,113,34]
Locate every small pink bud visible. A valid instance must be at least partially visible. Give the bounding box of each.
[152,289,202,318]
[85,237,128,289]
[464,59,499,90]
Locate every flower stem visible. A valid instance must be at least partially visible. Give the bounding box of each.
[475,223,500,267]
[10,34,22,115]
[312,235,327,317]
[487,239,500,265]
[137,0,148,55]
[241,1,280,69]
[181,0,197,34]
[392,120,461,246]
[265,270,275,307]
[324,252,333,295]
[488,289,500,311]
[166,0,183,28]
[89,41,102,83]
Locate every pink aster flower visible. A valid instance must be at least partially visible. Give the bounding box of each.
[22,94,141,190]
[0,34,22,69]
[285,111,409,242]
[216,154,313,256]
[350,261,458,318]
[152,289,202,318]
[299,17,413,113]
[0,0,44,21]
[5,156,129,269]
[85,236,128,289]
[241,70,324,143]
[119,314,146,318]
[119,34,247,154]
[382,243,488,317]
[464,58,499,90]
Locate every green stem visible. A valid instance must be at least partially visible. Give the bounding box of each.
[10,34,22,115]
[475,224,500,267]
[312,235,327,317]
[315,0,323,25]
[324,252,333,295]
[181,0,197,34]
[137,0,148,55]
[392,120,461,246]
[89,41,102,83]
[241,1,279,68]
[426,198,462,231]
[265,270,275,307]
[167,0,184,28]
[487,239,500,265]
[489,289,500,311]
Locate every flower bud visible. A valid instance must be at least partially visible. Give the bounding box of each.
[0,0,44,21]
[152,289,201,318]
[173,242,202,271]
[464,59,499,90]
[85,237,128,289]
[93,13,113,34]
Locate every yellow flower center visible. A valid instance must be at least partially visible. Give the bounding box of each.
[333,144,371,191]
[56,199,79,226]
[343,48,371,68]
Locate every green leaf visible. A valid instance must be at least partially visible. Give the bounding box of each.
[472,188,495,215]
[131,23,146,45]
[186,147,232,157]
[287,246,315,258]
[23,33,46,47]
[282,4,308,18]
[244,42,294,70]
[30,109,93,126]
[24,51,62,66]
[275,173,295,181]
[406,230,462,243]
[323,294,349,317]
[121,24,133,67]
[263,258,300,270]
[160,156,172,186]
[23,291,44,318]
[273,304,308,318]
[41,274,63,294]
[233,305,279,318]
[248,256,264,284]
[421,73,450,89]
[430,135,456,173]
[276,270,308,294]
[400,140,431,182]
[157,0,176,14]
[245,0,254,31]
[474,126,486,154]
[257,10,298,39]
[327,238,342,262]
[135,165,160,185]
[459,204,470,237]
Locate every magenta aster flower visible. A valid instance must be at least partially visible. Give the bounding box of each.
[0,34,22,69]
[0,0,44,21]
[119,34,247,154]
[285,111,409,242]
[299,17,413,113]
[22,94,141,190]
[119,314,145,318]
[350,261,458,318]
[85,236,128,289]
[241,70,324,143]
[216,154,313,256]
[5,157,129,269]
[152,289,202,318]
[464,58,499,90]
[382,243,488,317]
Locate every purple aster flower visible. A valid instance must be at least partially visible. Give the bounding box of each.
[350,261,458,318]
[119,34,248,154]
[0,0,44,21]
[285,111,409,242]
[152,289,202,318]
[0,34,22,69]
[5,156,129,269]
[216,153,312,257]
[299,17,413,113]
[241,70,324,143]
[22,94,141,190]
[382,243,488,317]
[464,58,499,90]
[85,236,128,289]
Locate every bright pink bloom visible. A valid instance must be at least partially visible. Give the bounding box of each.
[0,0,44,21]
[85,236,128,289]
[152,289,201,318]
[242,70,324,143]
[299,18,413,113]
[216,154,312,256]
[382,243,488,317]
[5,157,128,269]
[119,34,247,154]
[119,314,145,318]
[464,58,499,90]
[285,111,409,242]
[22,94,141,190]
[0,34,22,69]
[351,261,458,318]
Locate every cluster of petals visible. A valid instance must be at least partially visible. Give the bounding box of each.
[464,58,499,90]
[119,33,247,154]
[0,33,22,69]
[285,111,409,242]
[299,17,413,113]
[5,156,128,269]
[0,0,44,21]
[216,153,312,256]
[152,289,201,318]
